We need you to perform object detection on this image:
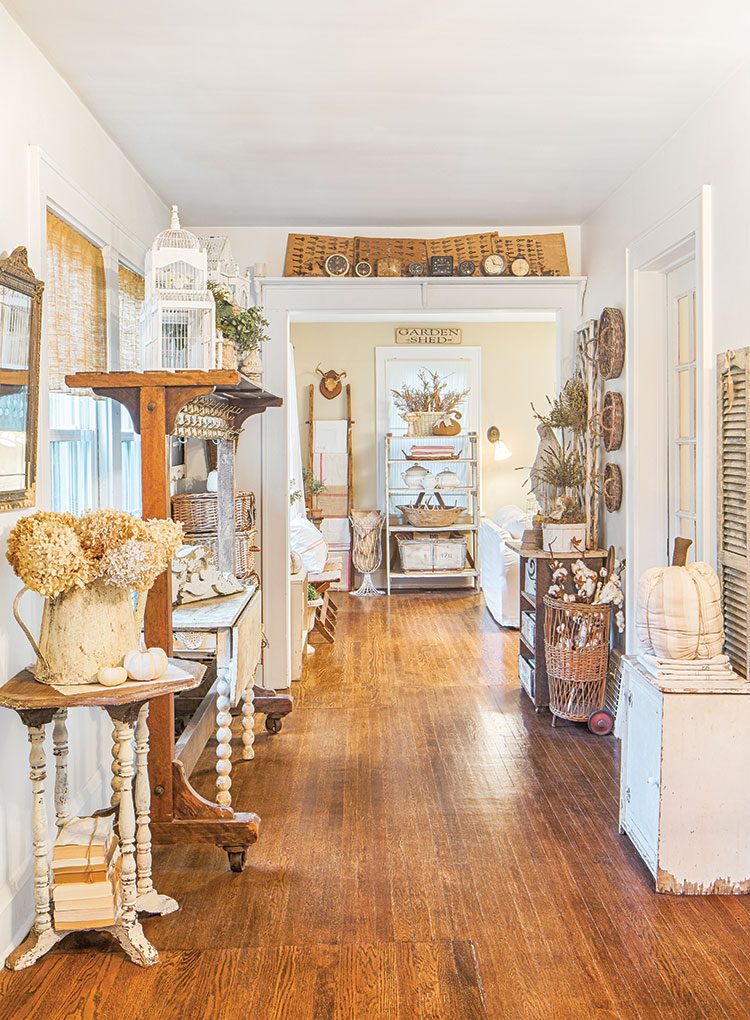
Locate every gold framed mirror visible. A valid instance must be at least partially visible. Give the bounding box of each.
[0,247,43,511]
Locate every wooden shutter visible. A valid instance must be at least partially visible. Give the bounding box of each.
[717,348,750,678]
[46,210,107,390]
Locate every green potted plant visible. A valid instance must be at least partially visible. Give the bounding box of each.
[208,281,269,380]
[302,467,328,527]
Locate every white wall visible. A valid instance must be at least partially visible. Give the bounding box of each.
[188,225,582,279]
[581,58,750,561]
[0,4,167,959]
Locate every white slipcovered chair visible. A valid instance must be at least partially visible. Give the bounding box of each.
[479,505,526,628]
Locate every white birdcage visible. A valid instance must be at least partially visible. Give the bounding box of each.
[142,205,216,370]
[200,234,253,309]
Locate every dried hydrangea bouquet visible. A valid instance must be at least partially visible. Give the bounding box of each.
[7,509,182,685]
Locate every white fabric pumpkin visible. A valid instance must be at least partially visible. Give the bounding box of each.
[636,560,724,660]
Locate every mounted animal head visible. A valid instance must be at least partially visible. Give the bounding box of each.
[316,364,347,399]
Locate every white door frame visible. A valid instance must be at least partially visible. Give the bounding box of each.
[257,276,586,688]
[624,186,712,653]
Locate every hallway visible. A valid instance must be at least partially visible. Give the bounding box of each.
[3,594,750,1019]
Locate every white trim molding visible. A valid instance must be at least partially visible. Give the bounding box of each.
[257,275,585,688]
[624,186,712,653]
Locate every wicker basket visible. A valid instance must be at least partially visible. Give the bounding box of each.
[597,307,625,379]
[402,411,446,437]
[543,597,611,722]
[601,391,624,451]
[354,236,428,271]
[184,529,257,579]
[284,233,356,277]
[495,233,570,276]
[172,492,255,533]
[398,504,466,527]
[425,232,500,276]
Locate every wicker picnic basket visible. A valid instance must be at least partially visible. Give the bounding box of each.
[398,504,466,528]
[425,232,500,276]
[284,233,356,277]
[495,232,570,277]
[172,491,255,534]
[543,597,611,723]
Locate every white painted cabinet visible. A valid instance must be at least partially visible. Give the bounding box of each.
[620,657,750,894]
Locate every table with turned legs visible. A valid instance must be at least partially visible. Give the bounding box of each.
[0,665,201,971]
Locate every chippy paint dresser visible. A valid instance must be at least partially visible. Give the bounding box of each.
[619,656,750,894]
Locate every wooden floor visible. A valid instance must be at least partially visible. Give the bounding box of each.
[4,593,750,1019]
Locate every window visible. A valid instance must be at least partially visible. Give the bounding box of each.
[46,210,144,514]
[667,262,697,552]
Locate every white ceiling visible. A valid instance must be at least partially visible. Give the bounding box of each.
[6,0,750,226]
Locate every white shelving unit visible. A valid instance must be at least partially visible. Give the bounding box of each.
[384,432,480,595]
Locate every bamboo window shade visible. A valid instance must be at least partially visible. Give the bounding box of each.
[46,210,107,391]
[118,264,144,372]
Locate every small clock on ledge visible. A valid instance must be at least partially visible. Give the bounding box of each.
[482,254,506,277]
[324,252,350,277]
[509,255,531,278]
[354,260,373,278]
[457,259,476,277]
[429,255,454,277]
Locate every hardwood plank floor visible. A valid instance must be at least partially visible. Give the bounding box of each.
[2,592,749,1019]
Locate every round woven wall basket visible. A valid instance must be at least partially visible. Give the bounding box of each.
[597,307,625,380]
[603,463,623,512]
[601,391,624,451]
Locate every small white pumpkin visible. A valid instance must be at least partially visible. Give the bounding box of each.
[147,647,169,679]
[97,665,128,687]
[124,649,157,682]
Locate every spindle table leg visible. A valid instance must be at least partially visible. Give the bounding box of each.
[241,686,255,761]
[108,707,158,967]
[52,709,71,830]
[215,672,233,807]
[134,702,178,915]
[5,714,64,970]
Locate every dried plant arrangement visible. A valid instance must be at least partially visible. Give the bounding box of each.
[528,378,588,523]
[547,555,626,633]
[7,510,183,685]
[391,369,470,415]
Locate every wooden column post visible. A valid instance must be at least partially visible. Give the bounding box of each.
[138,386,174,822]
[216,438,235,574]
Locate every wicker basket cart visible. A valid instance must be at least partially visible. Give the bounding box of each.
[543,596,613,734]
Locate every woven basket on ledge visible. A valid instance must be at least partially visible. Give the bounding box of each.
[172,492,255,534]
[398,505,466,528]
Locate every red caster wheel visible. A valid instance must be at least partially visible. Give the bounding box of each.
[587,709,614,736]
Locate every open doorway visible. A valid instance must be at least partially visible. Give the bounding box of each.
[290,315,557,650]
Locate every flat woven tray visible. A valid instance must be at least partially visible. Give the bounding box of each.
[284,234,356,277]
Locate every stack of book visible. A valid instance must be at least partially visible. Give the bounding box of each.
[52,814,121,931]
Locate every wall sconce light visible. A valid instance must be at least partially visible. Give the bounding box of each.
[487,425,511,461]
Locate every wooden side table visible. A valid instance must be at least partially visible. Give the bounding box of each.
[0,665,201,971]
